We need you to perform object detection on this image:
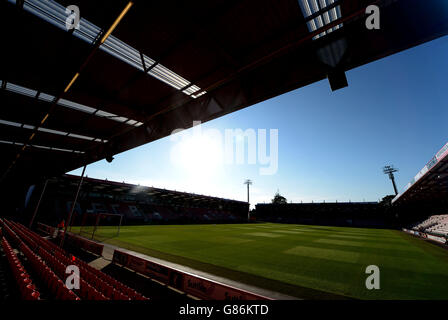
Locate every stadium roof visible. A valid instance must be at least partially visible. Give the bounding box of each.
[392,142,448,204]
[52,174,248,207]
[1,0,448,185]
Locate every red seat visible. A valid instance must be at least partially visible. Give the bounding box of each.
[3,220,148,300]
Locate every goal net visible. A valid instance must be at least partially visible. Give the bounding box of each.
[77,212,123,241]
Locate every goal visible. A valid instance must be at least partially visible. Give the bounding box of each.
[77,212,123,240]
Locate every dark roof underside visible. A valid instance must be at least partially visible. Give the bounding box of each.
[1,0,448,186]
[393,142,448,204]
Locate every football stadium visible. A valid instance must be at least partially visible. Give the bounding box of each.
[1,0,448,306]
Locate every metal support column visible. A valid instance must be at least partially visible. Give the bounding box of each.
[28,179,48,229]
[117,214,123,236]
[60,165,86,247]
[244,179,252,221]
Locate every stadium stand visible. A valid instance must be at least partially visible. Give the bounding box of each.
[392,142,448,244]
[1,235,40,300]
[1,0,448,301]
[253,142,448,231]
[0,218,148,300]
[23,174,248,227]
[0,243,19,300]
[412,214,448,236]
[393,142,448,205]
[255,202,395,228]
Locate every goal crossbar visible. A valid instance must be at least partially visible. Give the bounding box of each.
[79,212,124,239]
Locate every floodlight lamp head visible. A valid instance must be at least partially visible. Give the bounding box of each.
[383,165,398,174]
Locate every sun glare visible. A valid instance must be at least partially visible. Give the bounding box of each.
[171,133,223,178]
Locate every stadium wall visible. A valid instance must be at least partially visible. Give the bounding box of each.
[402,228,447,245]
[112,249,271,300]
[255,202,397,228]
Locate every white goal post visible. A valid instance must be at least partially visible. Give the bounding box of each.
[79,212,124,239]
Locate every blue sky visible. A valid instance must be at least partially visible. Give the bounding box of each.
[70,36,448,207]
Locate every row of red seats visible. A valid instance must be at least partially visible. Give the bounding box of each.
[36,245,108,300]
[10,221,125,300]
[0,219,19,244]
[1,236,40,300]
[4,221,83,300]
[19,241,80,300]
[28,222,147,300]
[6,220,147,300]
[1,220,80,300]
[53,231,147,299]
[65,253,147,300]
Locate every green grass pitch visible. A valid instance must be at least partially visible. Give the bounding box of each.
[72,223,448,299]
